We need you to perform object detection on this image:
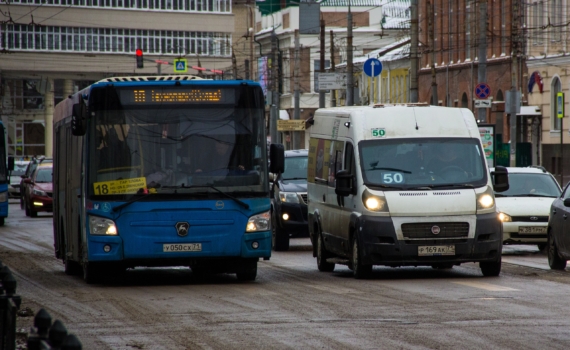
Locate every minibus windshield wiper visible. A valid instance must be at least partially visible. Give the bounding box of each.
[366,167,412,174]
[162,184,250,209]
[366,184,406,190]
[424,184,474,189]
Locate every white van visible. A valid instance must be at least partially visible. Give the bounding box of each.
[307,104,509,278]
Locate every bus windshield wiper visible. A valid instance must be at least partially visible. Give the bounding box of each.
[163,184,250,209]
[112,191,154,212]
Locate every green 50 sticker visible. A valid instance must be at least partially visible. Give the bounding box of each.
[371,128,386,137]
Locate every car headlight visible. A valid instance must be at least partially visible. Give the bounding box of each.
[0,191,7,202]
[89,216,118,235]
[498,212,512,222]
[246,211,271,232]
[362,189,389,212]
[33,188,47,196]
[279,192,300,204]
[476,186,495,212]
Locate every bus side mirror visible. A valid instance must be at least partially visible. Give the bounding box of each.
[71,100,88,136]
[269,144,284,174]
[492,166,509,193]
[335,170,355,197]
[7,157,14,172]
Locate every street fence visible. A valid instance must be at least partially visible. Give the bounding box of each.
[0,260,82,350]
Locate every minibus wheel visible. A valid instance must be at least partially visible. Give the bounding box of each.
[351,235,372,279]
[479,256,501,277]
[317,233,335,272]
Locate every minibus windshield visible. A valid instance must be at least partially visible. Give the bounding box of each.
[359,138,488,189]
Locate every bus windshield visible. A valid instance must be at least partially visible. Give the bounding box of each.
[87,85,268,198]
[359,138,488,189]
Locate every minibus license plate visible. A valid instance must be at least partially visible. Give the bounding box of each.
[163,243,202,252]
[418,245,455,256]
[518,226,547,234]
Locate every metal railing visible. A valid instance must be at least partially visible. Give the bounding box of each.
[0,260,82,350]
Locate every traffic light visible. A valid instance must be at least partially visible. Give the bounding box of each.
[136,48,143,69]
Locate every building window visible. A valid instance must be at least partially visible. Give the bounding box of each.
[3,0,231,12]
[1,25,231,57]
[552,77,562,131]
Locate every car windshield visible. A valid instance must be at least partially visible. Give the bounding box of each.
[282,156,308,180]
[35,168,53,183]
[11,163,28,176]
[496,173,560,197]
[359,138,488,189]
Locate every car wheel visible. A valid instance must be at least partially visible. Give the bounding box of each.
[480,256,502,277]
[24,198,30,217]
[548,230,567,270]
[317,233,335,272]
[20,196,24,210]
[351,235,372,279]
[272,211,289,251]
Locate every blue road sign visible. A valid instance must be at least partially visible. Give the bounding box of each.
[475,83,491,99]
[174,58,188,73]
[363,58,382,77]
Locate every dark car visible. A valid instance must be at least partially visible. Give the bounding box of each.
[22,164,53,217]
[20,157,52,209]
[547,181,570,270]
[271,149,308,251]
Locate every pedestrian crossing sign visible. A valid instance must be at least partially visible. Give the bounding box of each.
[173,58,188,73]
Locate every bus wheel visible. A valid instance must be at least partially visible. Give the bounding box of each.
[236,262,257,281]
[317,233,335,272]
[272,211,289,251]
[83,263,101,284]
[351,235,372,279]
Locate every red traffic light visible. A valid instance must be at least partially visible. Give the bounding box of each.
[136,48,143,68]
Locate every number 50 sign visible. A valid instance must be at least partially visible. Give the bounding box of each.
[371,128,386,137]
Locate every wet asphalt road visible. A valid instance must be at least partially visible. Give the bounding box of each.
[1,200,570,349]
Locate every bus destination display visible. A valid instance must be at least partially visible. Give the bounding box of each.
[122,88,233,105]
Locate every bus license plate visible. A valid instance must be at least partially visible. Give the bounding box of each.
[163,243,202,252]
[418,245,455,256]
[518,226,547,234]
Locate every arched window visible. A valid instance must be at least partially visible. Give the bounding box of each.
[552,77,562,131]
[461,93,468,108]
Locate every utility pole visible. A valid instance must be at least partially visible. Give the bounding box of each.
[293,29,301,150]
[319,19,326,108]
[330,30,336,107]
[477,0,488,123]
[270,30,280,144]
[410,0,418,103]
[249,4,254,80]
[509,0,519,167]
[346,2,354,106]
[232,51,238,79]
[428,1,438,105]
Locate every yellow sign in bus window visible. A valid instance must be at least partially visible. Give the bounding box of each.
[93,177,147,195]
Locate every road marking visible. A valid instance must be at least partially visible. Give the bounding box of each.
[452,281,519,291]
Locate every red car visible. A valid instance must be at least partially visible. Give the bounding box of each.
[22,165,53,217]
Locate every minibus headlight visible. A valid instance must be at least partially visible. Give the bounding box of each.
[362,189,388,212]
[89,216,118,235]
[246,211,271,232]
[498,212,512,222]
[279,192,300,203]
[476,186,495,211]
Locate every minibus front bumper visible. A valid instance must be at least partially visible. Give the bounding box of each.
[357,212,502,266]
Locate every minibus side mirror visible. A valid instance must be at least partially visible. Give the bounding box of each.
[71,99,88,136]
[269,144,285,174]
[492,166,509,193]
[335,170,355,197]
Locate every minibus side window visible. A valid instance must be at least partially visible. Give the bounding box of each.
[345,142,356,175]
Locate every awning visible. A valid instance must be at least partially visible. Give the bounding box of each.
[517,106,541,116]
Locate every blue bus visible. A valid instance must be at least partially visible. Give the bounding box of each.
[0,121,13,226]
[52,76,283,283]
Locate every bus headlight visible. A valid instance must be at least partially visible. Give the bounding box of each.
[279,192,300,203]
[89,216,118,235]
[246,211,271,232]
[362,189,389,212]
